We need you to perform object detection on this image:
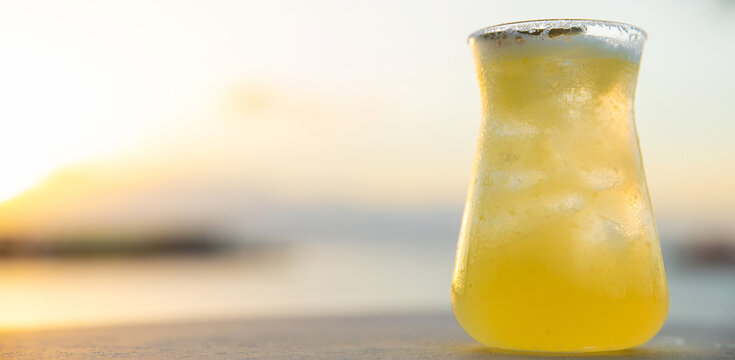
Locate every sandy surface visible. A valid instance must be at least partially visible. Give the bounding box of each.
[1,313,734,359]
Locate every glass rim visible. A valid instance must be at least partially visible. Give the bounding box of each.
[468,19,647,43]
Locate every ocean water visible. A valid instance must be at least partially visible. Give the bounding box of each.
[1,233,732,331]
[0,239,451,330]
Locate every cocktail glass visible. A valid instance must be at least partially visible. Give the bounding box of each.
[452,19,668,352]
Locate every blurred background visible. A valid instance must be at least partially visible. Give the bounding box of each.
[1,0,734,331]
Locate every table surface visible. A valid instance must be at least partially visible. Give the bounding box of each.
[1,313,734,359]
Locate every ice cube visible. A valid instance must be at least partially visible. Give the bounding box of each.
[577,213,628,248]
[598,217,627,243]
[560,86,592,104]
[582,168,622,191]
[489,169,546,190]
[544,192,586,212]
[582,196,645,245]
[488,121,540,137]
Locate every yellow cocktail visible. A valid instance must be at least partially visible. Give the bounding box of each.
[452,20,668,352]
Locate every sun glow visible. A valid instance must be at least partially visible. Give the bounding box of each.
[0,3,156,203]
[0,163,51,204]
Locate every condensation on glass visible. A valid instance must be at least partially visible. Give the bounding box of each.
[452,20,668,353]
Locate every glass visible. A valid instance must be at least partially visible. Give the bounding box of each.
[452,20,668,352]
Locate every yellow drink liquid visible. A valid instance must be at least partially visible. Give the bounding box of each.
[452,21,668,352]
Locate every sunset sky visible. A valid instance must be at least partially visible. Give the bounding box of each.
[1,0,734,237]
